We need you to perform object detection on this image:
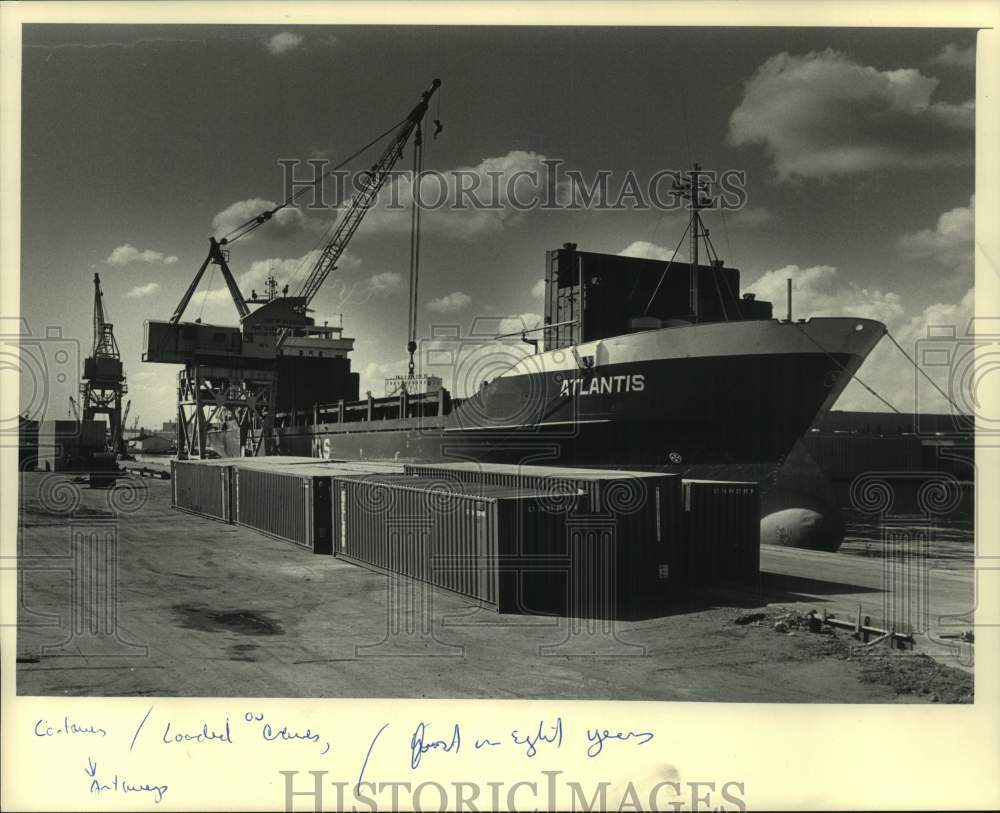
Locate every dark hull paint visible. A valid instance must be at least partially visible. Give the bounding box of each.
[260,351,861,475]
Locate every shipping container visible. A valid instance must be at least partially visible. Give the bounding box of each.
[231,461,401,553]
[331,473,663,616]
[224,455,327,467]
[681,479,760,585]
[402,462,683,586]
[171,458,233,522]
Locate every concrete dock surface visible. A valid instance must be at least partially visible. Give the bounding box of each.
[15,472,973,701]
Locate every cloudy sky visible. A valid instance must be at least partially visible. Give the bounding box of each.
[20,25,976,427]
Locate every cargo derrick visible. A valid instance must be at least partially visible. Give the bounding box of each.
[80,273,129,456]
[143,79,442,459]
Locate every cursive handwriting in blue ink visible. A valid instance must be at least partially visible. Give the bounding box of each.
[357,723,389,795]
[409,722,461,769]
[475,737,502,749]
[585,727,654,757]
[130,705,154,752]
[161,717,232,745]
[511,718,563,757]
[35,717,107,738]
[86,759,168,804]
[243,712,330,755]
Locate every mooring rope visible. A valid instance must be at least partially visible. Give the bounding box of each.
[885,330,965,415]
[790,320,901,413]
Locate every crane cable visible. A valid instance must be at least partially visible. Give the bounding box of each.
[218,114,410,246]
[406,123,424,376]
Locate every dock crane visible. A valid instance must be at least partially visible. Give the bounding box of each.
[80,273,129,456]
[144,79,441,459]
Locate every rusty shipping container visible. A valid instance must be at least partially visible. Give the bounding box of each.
[403,461,683,586]
[171,458,233,522]
[681,479,760,585]
[332,474,663,616]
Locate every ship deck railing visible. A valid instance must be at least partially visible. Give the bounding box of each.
[274,388,453,429]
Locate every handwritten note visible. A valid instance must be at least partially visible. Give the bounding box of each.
[30,705,656,807]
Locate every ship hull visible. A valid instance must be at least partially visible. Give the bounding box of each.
[263,317,885,476]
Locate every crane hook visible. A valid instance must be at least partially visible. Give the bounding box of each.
[406,340,417,376]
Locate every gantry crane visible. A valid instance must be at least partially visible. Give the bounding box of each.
[143,79,441,459]
[80,273,129,456]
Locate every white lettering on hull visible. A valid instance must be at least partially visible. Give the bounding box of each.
[559,373,645,397]
[311,437,332,458]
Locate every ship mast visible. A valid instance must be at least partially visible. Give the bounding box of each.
[672,164,714,323]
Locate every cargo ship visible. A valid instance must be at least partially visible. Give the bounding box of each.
[140,79,884,485]
[192,164,885,478]
[249,239,884,478]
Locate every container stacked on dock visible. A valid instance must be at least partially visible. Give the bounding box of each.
[400,462,685,611]
[331,475,576,613]
[680,479,760,585]
[231,461,399,554]
[168,457,761,616]
[169,456,401,540]
[170,458,234,522]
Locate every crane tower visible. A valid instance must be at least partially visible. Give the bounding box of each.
[80,273,128,455]
[143,79,441,459]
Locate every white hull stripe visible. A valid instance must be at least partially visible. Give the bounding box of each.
[498,317,885,380]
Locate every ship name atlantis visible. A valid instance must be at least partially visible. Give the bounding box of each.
[560,374,646,397]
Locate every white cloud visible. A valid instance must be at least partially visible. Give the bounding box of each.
[898,195,974,276]
[619,241,676,261]
[531,278,546,299]
[357,151,563,241]
[729,207,775,228]
[728,49,974,180]
[744,258,972,412]
[196,249,368,319]
[496,312,543,335]
[359,359,411,397]
[199,251,318,305]
[211,198,307,241]
[931,42,976,70]
[124,282,161,298]
[265,32,303,55]
[106,244,178,266]
[427,291,472,313]
[366,272,402,294]
[836,287,974,413]
[747,265,905,325]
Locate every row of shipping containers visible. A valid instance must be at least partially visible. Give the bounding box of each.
[171,457,761,616]
[400,463,760,597]
[171,457,399,553]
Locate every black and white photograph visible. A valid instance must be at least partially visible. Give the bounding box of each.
[3,4,998,811]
